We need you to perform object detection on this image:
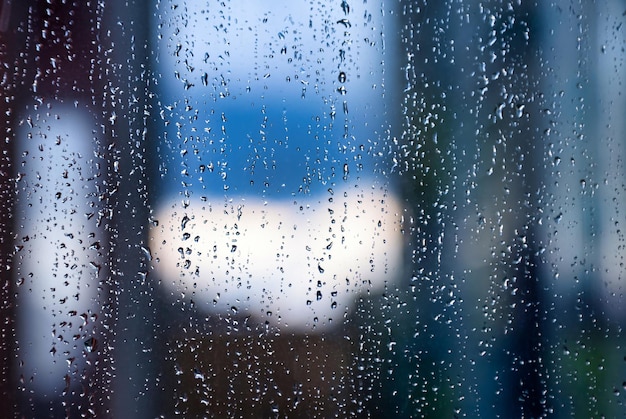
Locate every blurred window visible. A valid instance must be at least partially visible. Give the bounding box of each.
[2,1,626,417]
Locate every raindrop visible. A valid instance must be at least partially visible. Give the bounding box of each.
[193,369,205,381]
[341,0,350,15]
[84,337,97,353]
[336,19,351,28]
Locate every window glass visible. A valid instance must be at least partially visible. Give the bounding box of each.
[1,0,625,417]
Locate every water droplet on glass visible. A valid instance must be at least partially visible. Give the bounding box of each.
[84,337,97,353]
[341,0,350,14]
[336,19,351,28]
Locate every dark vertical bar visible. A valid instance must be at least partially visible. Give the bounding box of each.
[501,3,549,417]
[99,1,157,416]
[0,0,16,415]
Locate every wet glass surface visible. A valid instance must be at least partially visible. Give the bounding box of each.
[1,1,626,417]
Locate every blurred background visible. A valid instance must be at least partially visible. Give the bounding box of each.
[1,0,626,417]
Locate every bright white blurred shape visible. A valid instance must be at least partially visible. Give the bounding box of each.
[150,185,404,332]
[14,102,103,394]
